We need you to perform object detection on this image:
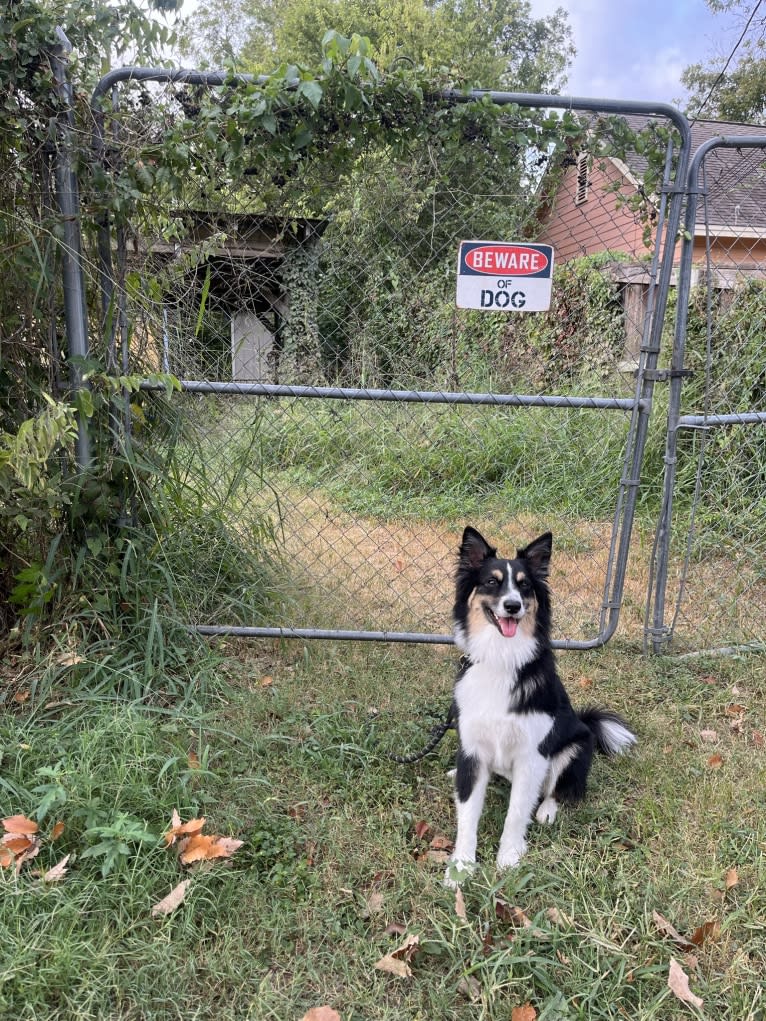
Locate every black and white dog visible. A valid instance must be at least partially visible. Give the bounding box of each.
[445,526,636,886]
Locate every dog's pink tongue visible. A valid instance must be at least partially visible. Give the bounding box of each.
[499,616,517,638]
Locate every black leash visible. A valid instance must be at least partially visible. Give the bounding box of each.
[388,701,456,764]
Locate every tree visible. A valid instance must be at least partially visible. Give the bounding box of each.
[682,0,766,121]
[184,0,574,94]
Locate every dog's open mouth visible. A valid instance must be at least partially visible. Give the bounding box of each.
[485,607,518,638]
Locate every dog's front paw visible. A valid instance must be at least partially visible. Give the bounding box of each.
[444,858,475,889]
[535,797,558,825]
[496,840,527,871]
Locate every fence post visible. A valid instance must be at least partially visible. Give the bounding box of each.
[50,27,91,470]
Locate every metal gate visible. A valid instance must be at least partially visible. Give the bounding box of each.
[649,131,766,653]
[86,67,691,648]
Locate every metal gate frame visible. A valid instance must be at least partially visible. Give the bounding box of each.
[648,133,766,654]
[81,67,693,648]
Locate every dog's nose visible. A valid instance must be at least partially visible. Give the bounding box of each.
[503,598,522,616]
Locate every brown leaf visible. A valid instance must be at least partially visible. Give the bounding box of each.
[707,754,724,769]
[429,834,453,851]
[652,910,694,951]
[512,1005,537,1021]
[546,907,572,928]
[454,887,467,921]
[577,675,593,689]
[260,675,274,687]
[413,820,431,841]
[699,729,718,743]
[300,1009,342,1021]
[373,934,419,979]
[457,976,481,1001]
[2,834,37,855]
[13,690,30,704]
[51,821,65,841]
[187,750,200,769]
[700,675,717,685]
[42,854,71,883]
[422,849,450,865]
[725,704,746,716]
[725,868,739,890]
[752,729,764,749]
[0,846,14,868]
[383,922,407,937]
[361,891,384,918]
[668,957,704,1009]
[164,815,206,846]
[2,815,38,835]
[495,899,531,927]
[689,919,720,946]
[178,833,243,865]
[151,879,191,917]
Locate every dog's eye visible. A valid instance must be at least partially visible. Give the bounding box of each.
[484,577,499,587]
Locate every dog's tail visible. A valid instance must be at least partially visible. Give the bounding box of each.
[578,708,637,756]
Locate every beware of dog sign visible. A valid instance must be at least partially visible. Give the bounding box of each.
[456,241,554,312]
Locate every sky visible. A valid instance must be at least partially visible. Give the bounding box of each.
[532,0,739,105]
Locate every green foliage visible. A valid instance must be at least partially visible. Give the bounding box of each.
[185,0,574,93]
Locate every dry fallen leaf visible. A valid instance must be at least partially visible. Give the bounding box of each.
[413,820,431,841]
[725,704,746,716]
[51,821,65,841]
[457,975,481,1001]
[725,868,739,890]
[699,729,718,743]
[668,957,704,1009]
[187,750,200,769]
[454,887,467,921]
[495,899,531,927]
[42,854,71,883]
[752,729,764,749]
[151,879,191,917]
[361,891,384,918]
[164,814,206,846]
[178,832,243,865]
[689,919,720,947]
[374,934,419,979]
[652,910,695,951]
[429,834,453,852]
[300,1009,342,1021]
[260,675,274,688]
[2,815,38,835]
[707,754,724,769]
[0,846,15,868]
[511,1005,537,1021]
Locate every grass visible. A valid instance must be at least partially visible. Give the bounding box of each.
[2,638,765,1020]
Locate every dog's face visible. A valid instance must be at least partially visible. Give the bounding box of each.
[453,527,552,649]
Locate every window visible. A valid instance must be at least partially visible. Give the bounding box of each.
[574,152,590,205]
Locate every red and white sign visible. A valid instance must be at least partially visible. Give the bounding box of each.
[456,241,554,311]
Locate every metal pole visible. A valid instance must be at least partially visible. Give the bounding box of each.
[51,27,91,470]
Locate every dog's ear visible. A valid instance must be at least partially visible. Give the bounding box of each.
[518,532,552,578]
[459,526,496,571]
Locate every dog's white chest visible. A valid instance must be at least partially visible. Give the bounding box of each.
[456,664,552,775]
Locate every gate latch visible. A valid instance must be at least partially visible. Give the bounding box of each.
[642,368,694,382]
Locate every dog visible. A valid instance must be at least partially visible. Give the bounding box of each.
[445,526,636,887]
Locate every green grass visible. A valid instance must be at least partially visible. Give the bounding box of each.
[2,639,765,1019]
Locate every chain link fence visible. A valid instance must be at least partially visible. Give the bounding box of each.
[85,70,696,648]
[649,129,766,653]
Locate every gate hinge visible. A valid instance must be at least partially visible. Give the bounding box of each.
[642,368,694,383]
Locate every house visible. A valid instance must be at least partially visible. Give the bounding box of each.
[536,117,766,364]
[139,213,327,382]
